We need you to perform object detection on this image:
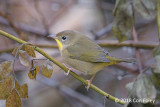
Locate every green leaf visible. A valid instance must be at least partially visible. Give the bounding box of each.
[153,43,160,57]
[112,0,134,42]
[135,74,156,101]
[133,0,157,20]
[125,74,156,106]
[126,74,156,104]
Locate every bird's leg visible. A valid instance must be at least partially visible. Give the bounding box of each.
[62,63,71,75]
[86,74,96,90]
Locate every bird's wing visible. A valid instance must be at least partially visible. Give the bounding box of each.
[65,38,110,63]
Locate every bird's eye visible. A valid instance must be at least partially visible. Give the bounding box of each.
[62,36,66,41]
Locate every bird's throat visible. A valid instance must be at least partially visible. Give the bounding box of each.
[55,39,63,51]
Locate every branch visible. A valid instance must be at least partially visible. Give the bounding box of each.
[97,40,157,49]
[0,40,157,54]
[37,40,157,49]
[0,30,125,105]
[132,27,143,73]
[157,2,160,41]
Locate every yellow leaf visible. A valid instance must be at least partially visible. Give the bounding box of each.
[28,65,39,79]
[6,89,22,107]
[24,45,36,58]
[41,61,53,78]
[19,50,30,67]
[20,84,28,98]
[0,61,13,80]
[15,79,28,98]
[0,76,13,99]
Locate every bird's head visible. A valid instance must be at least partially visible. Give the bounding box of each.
[48,30,80,51]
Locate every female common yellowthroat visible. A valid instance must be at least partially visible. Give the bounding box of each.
[49,30,135,89]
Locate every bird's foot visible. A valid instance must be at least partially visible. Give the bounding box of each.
[63,63,71,75]
[85,74,96,91]
[65,69,71,75]
[86,80,91,91]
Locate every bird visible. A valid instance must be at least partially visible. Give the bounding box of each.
[49,30,135,90]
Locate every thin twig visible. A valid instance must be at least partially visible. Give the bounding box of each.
[97,40,157,49]
[0,30,125,105]
[132,27,143,73]
[0,40,158,54]
[157,2,160,41]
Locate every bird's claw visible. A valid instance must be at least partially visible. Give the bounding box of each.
[64,69,70,75]
[86,80,91,91]
[63,63,71,75]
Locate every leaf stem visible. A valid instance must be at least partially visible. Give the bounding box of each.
[0,30,125,105]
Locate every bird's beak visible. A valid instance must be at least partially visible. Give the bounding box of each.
[48,35,58,39]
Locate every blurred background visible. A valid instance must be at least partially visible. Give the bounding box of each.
[0,0,158,107]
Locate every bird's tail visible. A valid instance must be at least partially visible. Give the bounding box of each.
[106,56,136,63]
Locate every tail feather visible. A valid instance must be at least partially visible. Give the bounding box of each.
[106,56,136,63]
[116,58,136,63]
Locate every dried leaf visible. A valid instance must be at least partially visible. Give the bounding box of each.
[133,0,157,19]
[20,84,28,98]
[112,0,134,42]
[28,65,39,79]
[0,61,13,80]
[15,79,28,98]
[41,61,53,78]
[6,89,22,107]
[19,50,30,67]
[0,76,13,99]
[24,45,36,58]
[12,47,18,56]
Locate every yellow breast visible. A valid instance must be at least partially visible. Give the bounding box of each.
[55,39,63,51]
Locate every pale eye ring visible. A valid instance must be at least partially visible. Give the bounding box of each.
[62,36,66,41]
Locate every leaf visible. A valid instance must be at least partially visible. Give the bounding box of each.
[6,89,22,107]
[18,50,30,67]
[0,61,13,80]
[136,74,156,101]
[0,76,13,99]
[112,0,134,42]
[152,69,160,90]
[20,84,28,98]
[12,46,18,56]
[24,45,36,58]
[15,79,28,98]
[153,55,160,73]
[133,0,157,20]
[28,65,39,79]
[125,82,133,93]
[41,61,53,78]
[153,43,160,57]
[128,74,156,103]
